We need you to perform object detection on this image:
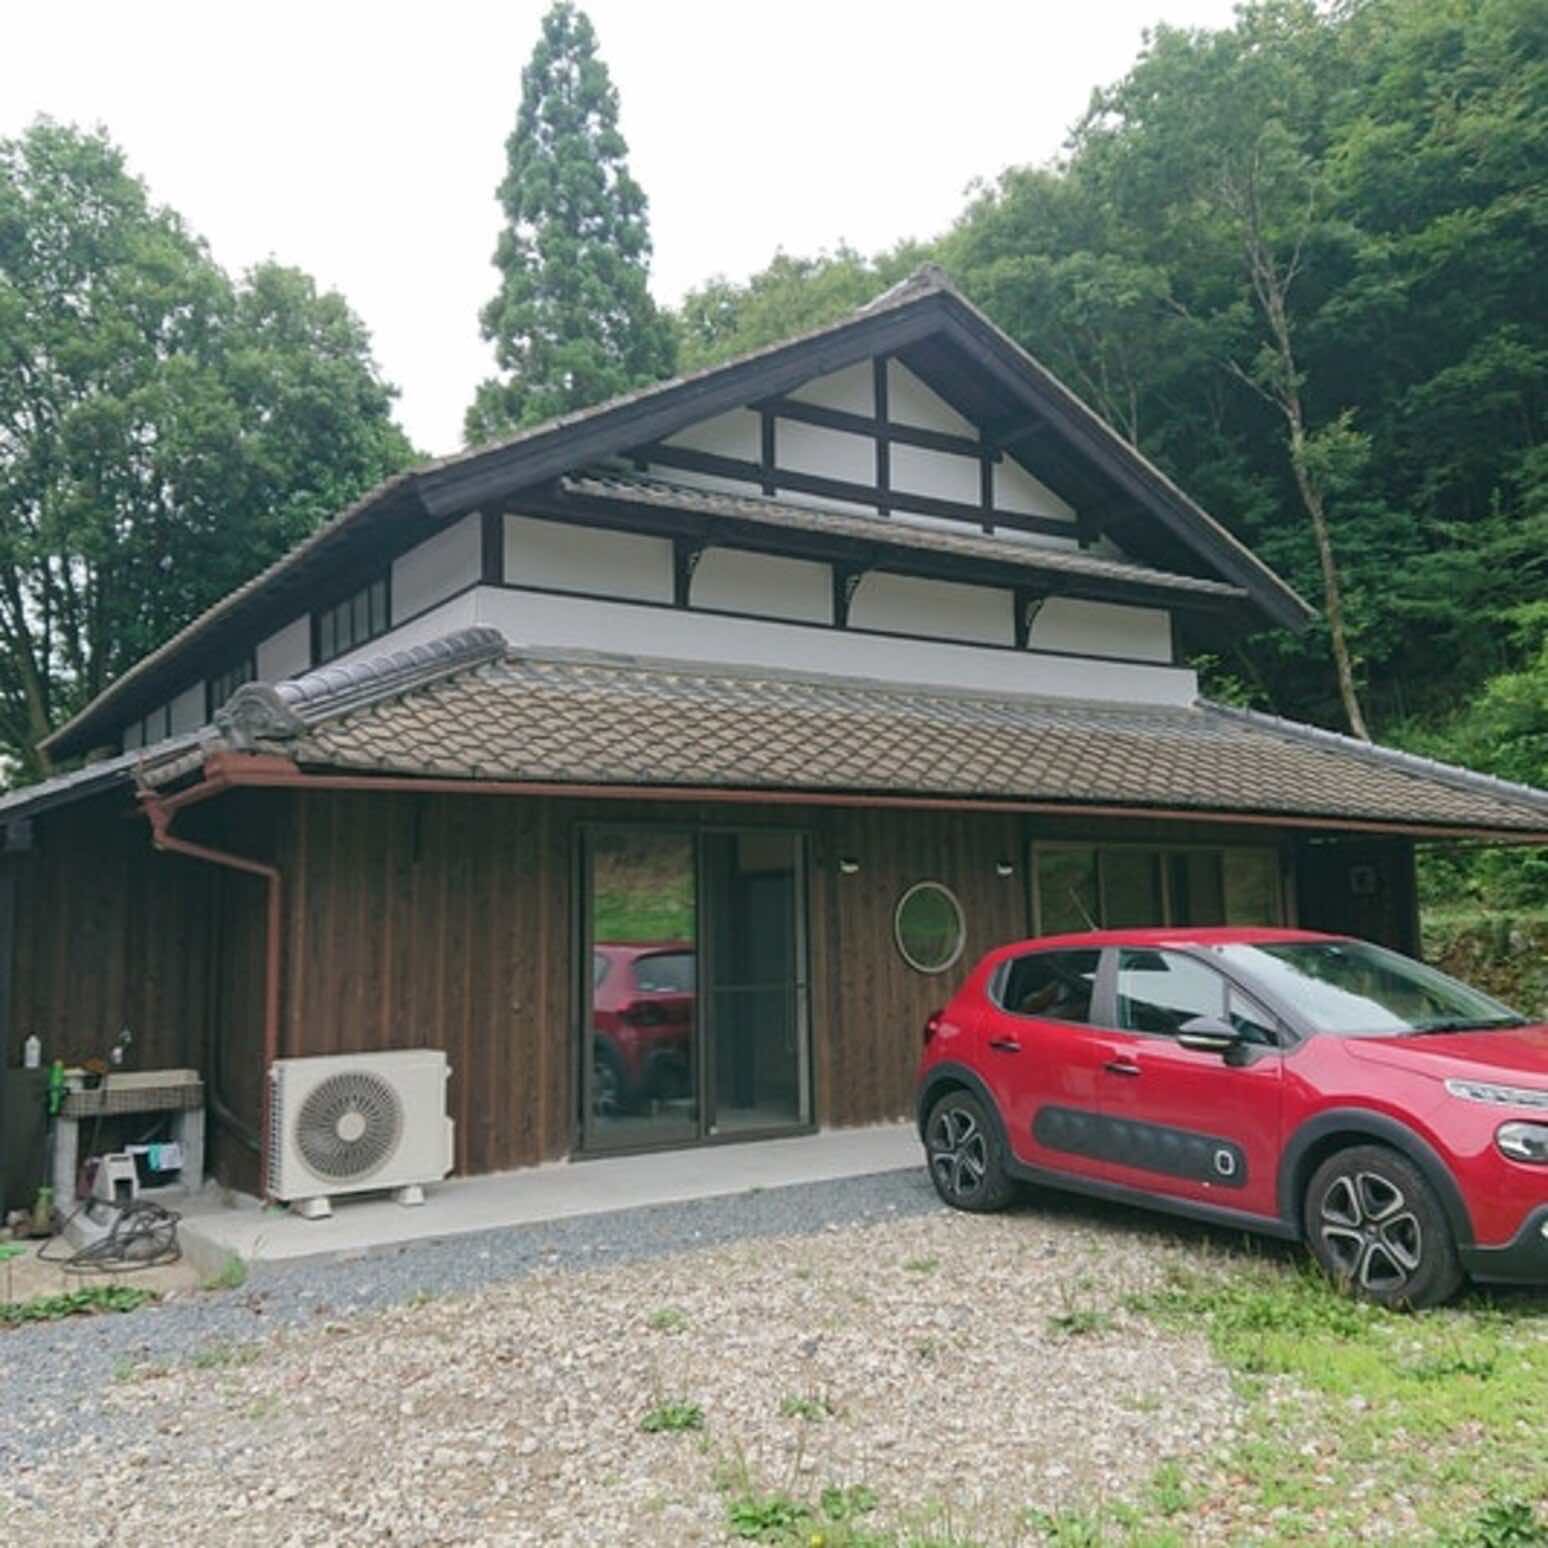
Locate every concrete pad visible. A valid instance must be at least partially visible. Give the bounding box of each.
[178,1122,922,1272]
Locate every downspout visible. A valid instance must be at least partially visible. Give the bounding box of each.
[139,786,282,1200]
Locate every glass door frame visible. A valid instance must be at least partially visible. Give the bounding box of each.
[573,819,814,1158]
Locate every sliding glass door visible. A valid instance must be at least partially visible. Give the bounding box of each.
[581,826,809,1153]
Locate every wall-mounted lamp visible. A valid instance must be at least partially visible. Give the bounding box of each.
[838,857,861,875]
[995,861,1015,878]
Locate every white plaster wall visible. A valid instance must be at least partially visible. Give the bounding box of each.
[691,549,832,624]
[663,407,760,461]
[788,360,873,415]
[505,514,673,603]
[888,360,974,434]
[776,419,875,486]
[890,442,981,507]
[392,512,480,622]
[995,458,1078,525]
[473,586,1198,706]
[256,615,312,682]
[1029,598,1174,663]
[849,572,1014,646]
[329,591,481,670]
[169,682,205,734]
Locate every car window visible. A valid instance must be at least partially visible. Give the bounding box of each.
[1116,949,1226,1037]
[593,952,610,989]
[999,949,1101,1024]
[633,951,696,993]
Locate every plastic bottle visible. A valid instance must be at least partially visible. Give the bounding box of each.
[23,1034,41,1069]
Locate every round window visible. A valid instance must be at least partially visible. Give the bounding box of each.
[894,881,966,974]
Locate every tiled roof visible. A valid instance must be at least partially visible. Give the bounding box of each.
[562,471,1248,601]
[176,630,1548,837]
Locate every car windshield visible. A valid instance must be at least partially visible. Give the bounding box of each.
[1210,940,1526,1037]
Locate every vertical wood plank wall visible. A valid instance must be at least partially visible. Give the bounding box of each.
[3,787,1421,1188]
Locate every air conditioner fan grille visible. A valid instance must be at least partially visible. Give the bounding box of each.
[295,1070,404,1181]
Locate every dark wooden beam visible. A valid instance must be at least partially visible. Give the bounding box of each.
[833,564,867,629]
[753,392,999,462]
[1014,588,1048,651]
[759,410,776,496]
[481,508,505,584]
[873,358,890,517]
[673,538,706,608]
[979,444,994,536]
[636,442,1076,541]
[982,414,1053,452]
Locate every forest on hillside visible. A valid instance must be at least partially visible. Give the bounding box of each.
[673,0,1548,905]
[3,0,1543,910]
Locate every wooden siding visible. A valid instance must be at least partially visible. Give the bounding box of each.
[4,784,1420,1192]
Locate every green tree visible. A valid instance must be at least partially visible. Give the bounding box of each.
[0,119,413,781]
[466,1,674,442]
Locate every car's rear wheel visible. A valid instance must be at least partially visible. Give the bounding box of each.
[924,1090,1017,1213]
[1304,1144,1463,1309]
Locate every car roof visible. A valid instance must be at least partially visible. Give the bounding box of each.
[986,925,1342,962]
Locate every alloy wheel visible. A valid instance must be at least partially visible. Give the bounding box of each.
[928,1103,988,1203]
[1318,1170,1424,1294]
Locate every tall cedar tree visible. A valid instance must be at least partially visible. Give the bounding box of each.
[466,3,674,443]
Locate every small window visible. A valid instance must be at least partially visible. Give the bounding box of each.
[207,656,256,718]
[315,573,391,665]
[1116,948,1226,1037]
[895,882,966,974]
[1001,949,1101,1024]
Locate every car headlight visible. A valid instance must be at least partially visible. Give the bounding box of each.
[1445,1078,1548,1111]
[1497,1123,1548,1164]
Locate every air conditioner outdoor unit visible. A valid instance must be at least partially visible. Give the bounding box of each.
[268,1050,454,1219]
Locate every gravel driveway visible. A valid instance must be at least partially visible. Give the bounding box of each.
[3,1168,1241,1546]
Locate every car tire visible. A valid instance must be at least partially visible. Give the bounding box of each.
[924,1089,1018,1213]
[1303,1144,1464,1309]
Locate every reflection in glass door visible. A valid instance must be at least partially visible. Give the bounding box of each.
[581,827,808,1153]
[585,829,700,1150]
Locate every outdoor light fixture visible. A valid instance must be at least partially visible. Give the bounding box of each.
[995,861,1014,877]
[839,857,860,875]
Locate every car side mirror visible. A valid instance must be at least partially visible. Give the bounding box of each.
[1177,1015,1241,1054]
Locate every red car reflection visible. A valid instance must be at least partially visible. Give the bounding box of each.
[592,943,695,1114]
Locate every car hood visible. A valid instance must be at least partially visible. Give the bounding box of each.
[1346,1023,1548,1085]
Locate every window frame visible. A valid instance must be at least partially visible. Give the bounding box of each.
[893,880,967,975]
[205,654,257,720]
[1030,839,1287,936]
[312,572,392,667]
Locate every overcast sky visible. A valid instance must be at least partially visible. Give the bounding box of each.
[6,0,1240,455]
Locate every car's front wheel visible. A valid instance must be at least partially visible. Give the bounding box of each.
[924,1089,1018,1213]
[1304,1144,1463,1309]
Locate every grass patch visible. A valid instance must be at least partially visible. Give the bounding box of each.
[1105,1254,1548,1544]
[640,1398,704,1434]
[189,1341,261,1371]
[647,1304,688,1333]
[0,1284,156,1327]
[779,1393,833,1422]
[902,1256,940,1276]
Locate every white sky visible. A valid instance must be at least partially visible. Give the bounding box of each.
[5,0,1241,456]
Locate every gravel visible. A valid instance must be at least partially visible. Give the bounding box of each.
[1,1167,1243,1545]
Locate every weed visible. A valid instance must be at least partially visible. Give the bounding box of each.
[648,1305,688,1333]
[640,1398,704,1434]
[1046,1306,1113,1338]
[0,1284,155,1326]
[780,1393,833,1422]
[189,1341,260,1371]
[903,1256,940,1275]
[1436,1496,1548,1548]
[407,1288,438,1309]
[726,1491,810,1540]
[204,1253,248,1292]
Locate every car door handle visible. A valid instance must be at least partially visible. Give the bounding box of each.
[987,1038,1022,1054]
[1103,1059,1141,1077]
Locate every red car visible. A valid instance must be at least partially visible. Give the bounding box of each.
[592,943,695,1114]
[917,927,1548,1307]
